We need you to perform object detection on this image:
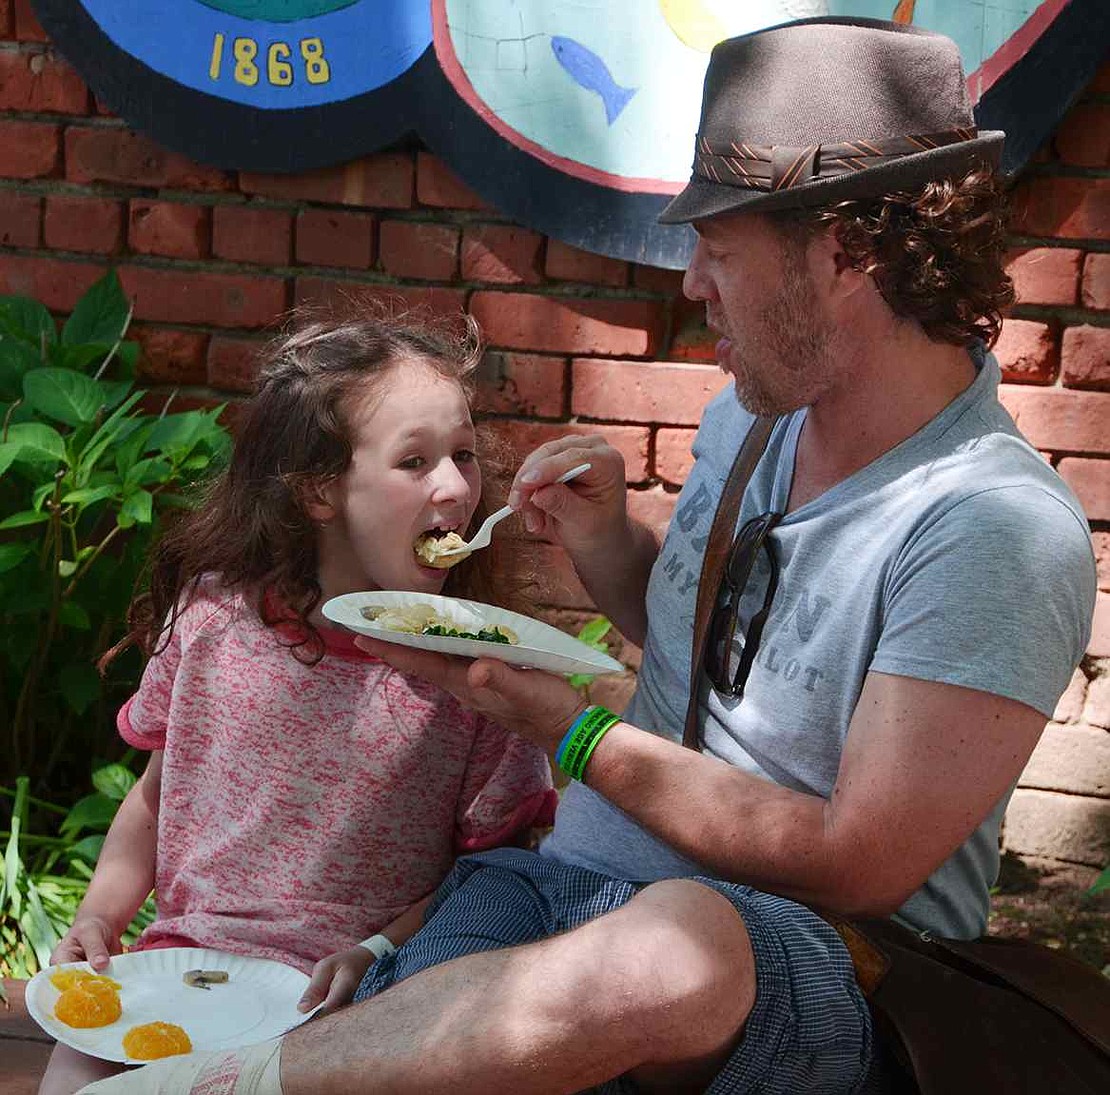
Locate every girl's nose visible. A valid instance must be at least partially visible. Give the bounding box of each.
[430,457,472,505]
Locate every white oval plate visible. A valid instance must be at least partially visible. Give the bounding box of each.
[25,948,315,1063]
[323,592,624,677]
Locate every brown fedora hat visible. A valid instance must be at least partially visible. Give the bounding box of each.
[659,17,1004,224]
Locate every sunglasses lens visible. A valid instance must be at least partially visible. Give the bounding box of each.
[705,511,782,698]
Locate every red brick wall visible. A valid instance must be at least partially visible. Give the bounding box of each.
[0,20,1107,862]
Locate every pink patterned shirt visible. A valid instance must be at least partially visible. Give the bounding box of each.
[119,584,556,973]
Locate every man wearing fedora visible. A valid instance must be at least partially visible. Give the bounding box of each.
[82,17,1096,1095]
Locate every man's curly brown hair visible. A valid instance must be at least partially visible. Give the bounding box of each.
[770,166,1015,348]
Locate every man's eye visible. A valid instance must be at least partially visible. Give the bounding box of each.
[399,456,425,470]
[455,449,476,464]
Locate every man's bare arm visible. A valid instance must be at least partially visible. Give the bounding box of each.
[585,672,1046,915]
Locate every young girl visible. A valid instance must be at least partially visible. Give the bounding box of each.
[40,311,557,1094]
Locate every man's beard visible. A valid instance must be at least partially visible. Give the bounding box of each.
[729,261,836,417]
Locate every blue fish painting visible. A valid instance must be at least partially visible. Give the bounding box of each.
[550,35,637,125]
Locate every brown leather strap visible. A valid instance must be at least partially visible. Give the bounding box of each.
[694,127,978,191]
[683,415,778,750]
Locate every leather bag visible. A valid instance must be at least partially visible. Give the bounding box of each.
[682,417,1110,1094]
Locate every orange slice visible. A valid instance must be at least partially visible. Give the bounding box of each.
[49,968,121,992]
[123,1021,193,1060]
[54,980,122,1028]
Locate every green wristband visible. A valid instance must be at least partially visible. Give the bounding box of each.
[557,705,620,781]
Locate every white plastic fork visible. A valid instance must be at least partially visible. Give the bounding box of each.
[437,462,592,557]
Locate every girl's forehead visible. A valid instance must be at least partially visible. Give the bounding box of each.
[348,356,472,430]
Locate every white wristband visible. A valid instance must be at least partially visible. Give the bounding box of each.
[357,933,397,960]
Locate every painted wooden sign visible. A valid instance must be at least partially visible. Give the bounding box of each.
[32,1,1109,267]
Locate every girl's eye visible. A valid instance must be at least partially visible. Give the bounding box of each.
[398,456,425,470]
[454,449,476,465]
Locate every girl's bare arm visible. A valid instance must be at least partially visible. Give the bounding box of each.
[52,752,162,970]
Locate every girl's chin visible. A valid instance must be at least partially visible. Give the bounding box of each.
[413,563,451,588]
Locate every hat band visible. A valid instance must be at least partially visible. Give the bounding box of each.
[694,128,978,192]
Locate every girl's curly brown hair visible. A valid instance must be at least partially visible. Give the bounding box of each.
[107,304,522,668]
[772,165,1015,348]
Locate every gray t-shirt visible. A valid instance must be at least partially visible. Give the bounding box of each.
[542,351,1096,938]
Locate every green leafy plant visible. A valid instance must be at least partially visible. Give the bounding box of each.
[1,760,155,982]
[1090,865,1109,897]
[0,270,230,791]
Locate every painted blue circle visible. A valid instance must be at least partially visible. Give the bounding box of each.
[78,0,431,109]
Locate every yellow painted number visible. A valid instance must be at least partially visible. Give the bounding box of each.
[210,34,330,87]
[209,33,225,82]
[301,37,331,85]
[267,42,294,87]
[233,37,259,86]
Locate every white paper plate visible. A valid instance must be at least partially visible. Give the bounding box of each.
[25,948,316,1063]
[323,592,625,677]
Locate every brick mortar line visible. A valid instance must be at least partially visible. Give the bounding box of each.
[1,111,125,128]
[1007,235,1110,252]
[1016,163,1110,180]
[1009,306,1110,326]
[1012,784,1110,802]
[0,39,49,54]
[0,247,664,301]
[478,410,619,426]
[371,207,519,227]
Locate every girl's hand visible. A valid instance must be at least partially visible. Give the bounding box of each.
[353,640,587,756]
[298,946,377,1015]
[51,916,122,972]
[508,436,629,558]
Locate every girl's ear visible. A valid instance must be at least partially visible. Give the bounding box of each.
[300,477,338,523]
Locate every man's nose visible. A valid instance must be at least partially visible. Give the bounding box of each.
[682,239,714,302]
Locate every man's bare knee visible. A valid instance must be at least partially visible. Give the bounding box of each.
[576,879,755,1064]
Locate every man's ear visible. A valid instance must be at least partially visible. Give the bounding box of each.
[812,225,869,302]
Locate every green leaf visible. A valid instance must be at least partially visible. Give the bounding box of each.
[0,296,56,348]
[124,456,172,490]
[67,835,105,865]
[58,660,100,711]
[0,510,50,529]
[99,379,134,408]
[0,336,42,400]
[576,617,613,649]
[92,763,137,802]
[31,480,56,511]
[157,491,194,509]
[0,543,31,573]
[61,484,118,509]
[118,488,153,528]
[23,368,106,426]
[2,778,29,913]
[74,390,144,480]
[57,601,92,630]
[148,410,219,461]
[117,340,139,377]
[22,879,59,970]
[51,343,111,372]
[59,793,117,838]
[0,442,18,478]
[3,421,66,464]
[61,270,130,349]
[1089,865,1110,896]
[114,420,153,479]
